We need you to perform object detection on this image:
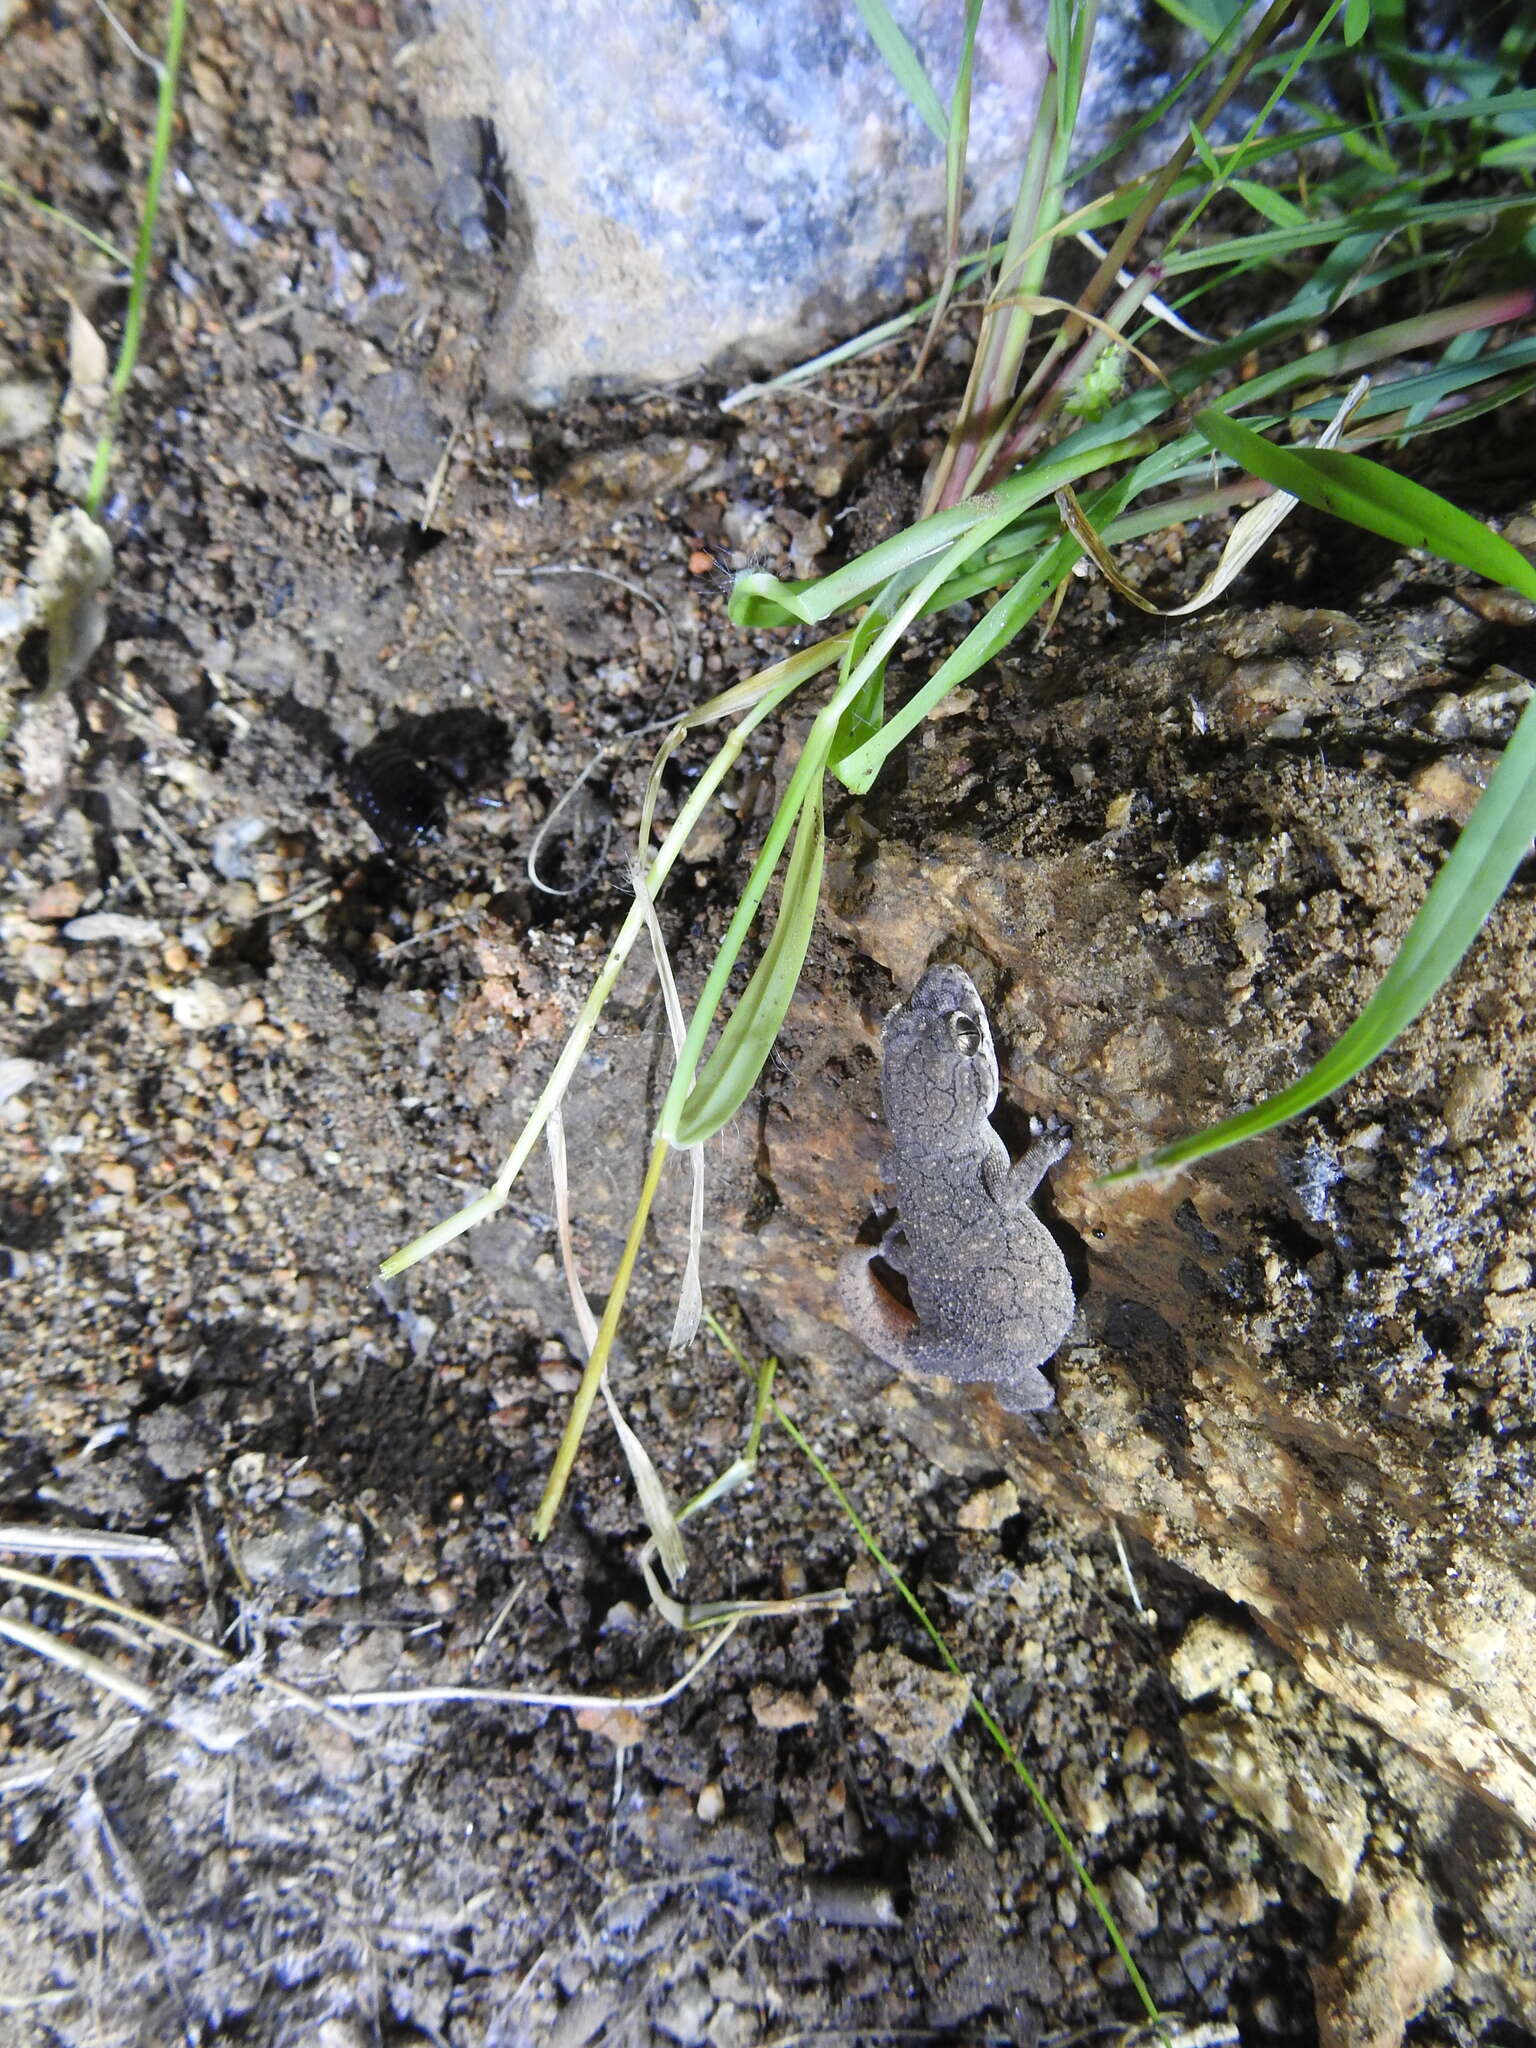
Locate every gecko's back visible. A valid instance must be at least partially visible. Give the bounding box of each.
[842,964,1075,1412]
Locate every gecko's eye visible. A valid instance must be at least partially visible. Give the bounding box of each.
[948,1010,982,1057]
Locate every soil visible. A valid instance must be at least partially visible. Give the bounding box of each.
[2,6,1535,2047]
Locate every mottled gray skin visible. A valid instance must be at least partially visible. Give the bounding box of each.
[840,966,1075,1413]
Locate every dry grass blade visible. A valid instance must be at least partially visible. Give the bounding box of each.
[992,290,1170,389]
[0,1526,180,1563]
[1057,374,1370,616]
[0,1561,366,1743]
[628,857,705,1350]
[325,1615,744,1713]
[602,1380,689,1591]
[638,1540,850,1631]
[0,1611,162,1718]
[1074,229,1215,342]
[77,1777,201,2048]
[545,1105,601,1358]
[937,1748,995,1852]
[546,1106,688,1587]
[380,641,844,1284]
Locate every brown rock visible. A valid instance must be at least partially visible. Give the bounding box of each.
[576,1705,645,1750]
[956,1478,1021,1531]
[849,1648,969,1771]
[26,879,85,920]
[1312,1862,1453,2048]
[1182,1707,1367,1903]
[1405,752,1497,825]
[749,1685,820,1731]
[288,146,329,185]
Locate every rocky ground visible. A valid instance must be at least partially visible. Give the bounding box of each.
[3,4,1536,2046]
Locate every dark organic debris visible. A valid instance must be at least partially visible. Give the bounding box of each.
[344,706,509,854]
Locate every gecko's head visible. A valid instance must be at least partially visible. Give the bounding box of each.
[882,964,1000,1145]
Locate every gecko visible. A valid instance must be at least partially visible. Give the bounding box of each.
[838,964,1076,1413]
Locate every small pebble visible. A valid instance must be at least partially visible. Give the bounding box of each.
[749,1685,819,1731]
[1122,1772,1159,1819]
[0,1059,42,1108]
[1059,1761,1113,1836]
[64,913,165,945]
[1443,1061,1501,1147]
[1107,1866,1158,1936]
[575,1705,644,1749]
[773,1821,805,1866]
[957,1478,1020,1532]
[27,880,85,920]
[170,979,235,1031]
[696,1782,724,1824]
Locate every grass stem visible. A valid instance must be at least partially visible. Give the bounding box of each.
[83,0,188,518]
[533,1136,671,1539]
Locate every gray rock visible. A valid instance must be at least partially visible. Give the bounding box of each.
[138,1400,221,1482]
[357,369,449,485]
[210,815,275,882]
[0,376,55,448]
[421,0,1154,403]
[241,1503,364,1599]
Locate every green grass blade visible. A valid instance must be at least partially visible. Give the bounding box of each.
[946,0,985,231]
[854,0,948,144]
[1151,0,1250,35]
[0,177,130,267]
[1229,175,1308,227]
[1114,688,1536,1177]
[728,493,1007,629]
[744,320,1531,652]
[1481,133,1536,169]
[637,636,850,856]
[1161,190,1536,279]
[669,488,1046,1142]
[730,126,1536,412]
[671,783,826,1148]
[835,473,1142,791]
[735,105,1536,411]
[738,1331,1165,2029]
[830,608,890,771]
[833,522,1086,792]
[1069,0,1246,186]
[1193,411,1536,595]
[1371,367,1536,440]
[84,0,188,517]
[733,418,1159,633]
[1184,288,1536,423]
[379,638,846,1279]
